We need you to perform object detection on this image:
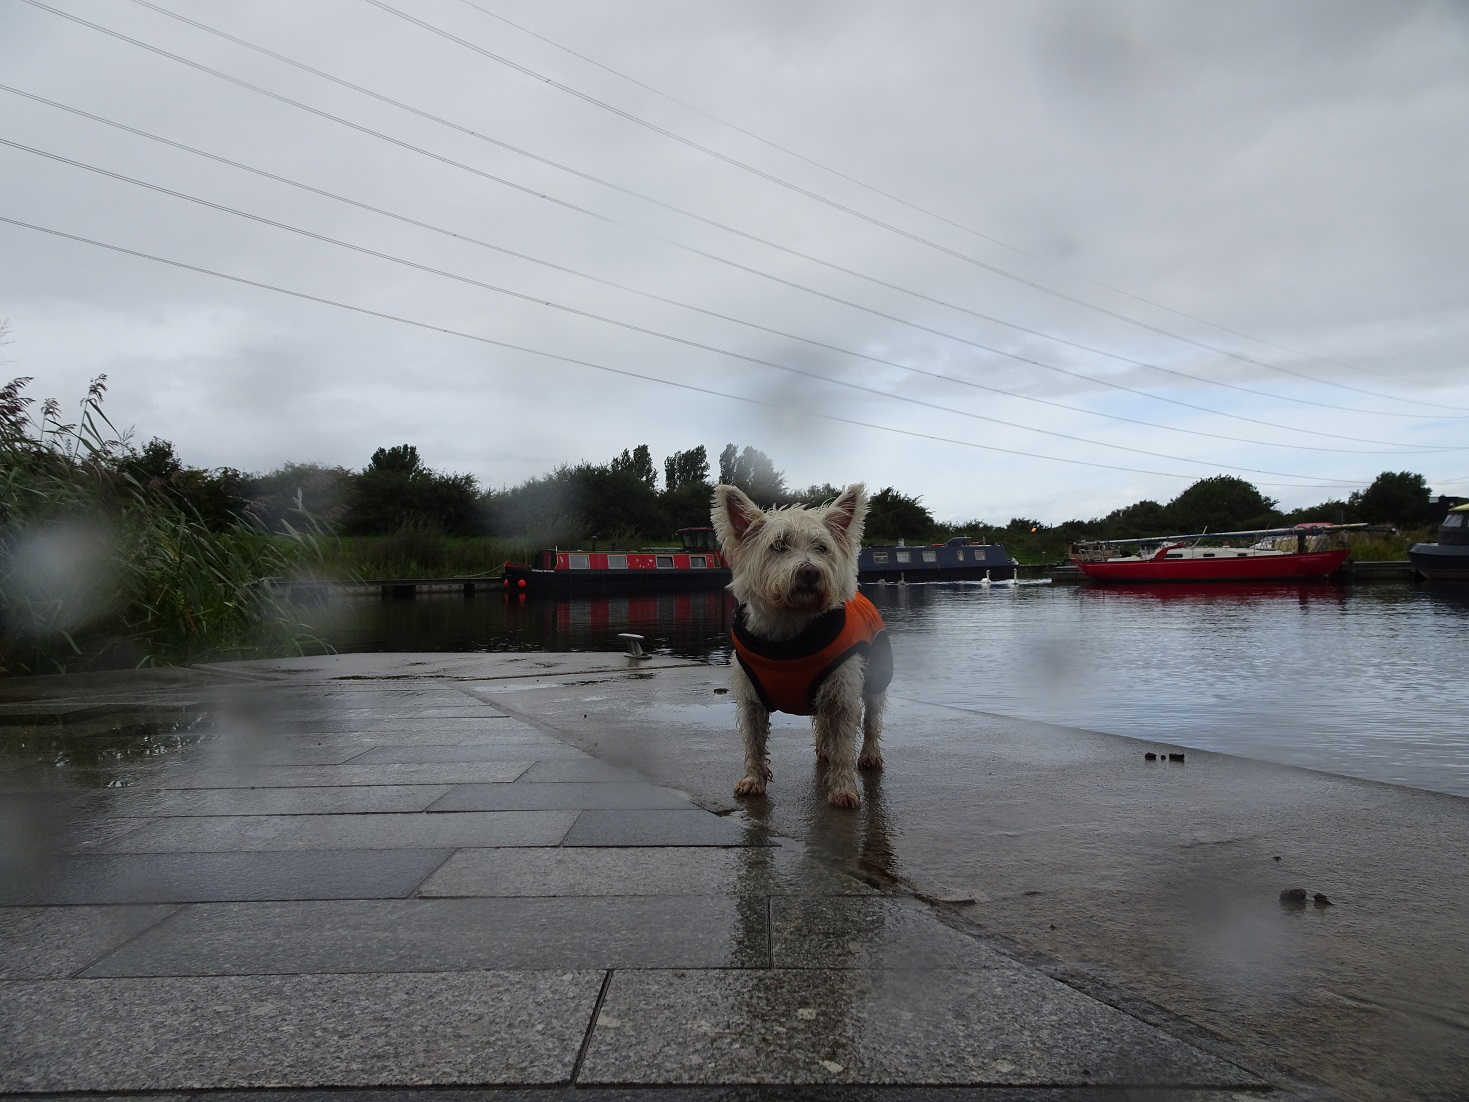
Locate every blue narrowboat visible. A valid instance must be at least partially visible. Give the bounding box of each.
[858,537,1019,582]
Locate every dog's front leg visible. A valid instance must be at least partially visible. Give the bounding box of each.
[731,662,772,797]
[814,661,863,807]
[859,691,885,770]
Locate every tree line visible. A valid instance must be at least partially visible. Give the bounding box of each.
[3,366,1455,672]
[110,427,1452,558]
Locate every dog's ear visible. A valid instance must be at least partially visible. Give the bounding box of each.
[711,484,764,549]
[824,483,868,551]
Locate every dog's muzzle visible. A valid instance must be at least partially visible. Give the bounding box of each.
[788,565,824,605]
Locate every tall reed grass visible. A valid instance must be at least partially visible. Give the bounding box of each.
[315,530,536,580]
[1,375,326,674]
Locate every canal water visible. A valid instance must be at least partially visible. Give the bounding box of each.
[299,581,1469,798]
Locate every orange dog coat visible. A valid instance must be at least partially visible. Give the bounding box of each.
[731,593,893,716]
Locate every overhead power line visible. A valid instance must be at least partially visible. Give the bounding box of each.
[1,137,1385,487]
[8,84,1459,462]
[362,0,1469,418]
[0,213,1363,491]
[447,0,1469,417]
[31,0,1457,442]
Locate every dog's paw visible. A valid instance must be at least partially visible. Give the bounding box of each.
[858,751,884,770]
[826,788,860,809]
[734,775,767,798]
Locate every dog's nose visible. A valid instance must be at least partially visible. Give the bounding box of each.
[797,566,820,588]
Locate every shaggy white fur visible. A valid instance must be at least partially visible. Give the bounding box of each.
[711,483,887,808]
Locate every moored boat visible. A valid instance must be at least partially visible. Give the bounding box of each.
[1408,503,1469,583]
[1071,523,1363,583]
[859,536,1018,582]
[503,528,731,595]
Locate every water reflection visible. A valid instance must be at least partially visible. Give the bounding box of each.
[294,582,1469,796]
[1074,581,1350,606]
[304,590,733,660]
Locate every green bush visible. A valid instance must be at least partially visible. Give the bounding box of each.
[1,376,326,674]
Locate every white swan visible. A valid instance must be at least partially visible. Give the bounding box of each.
[980,569,992,588]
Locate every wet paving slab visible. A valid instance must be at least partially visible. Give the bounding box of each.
[0,905,178,979]
[98,810,579,852]
[0,971,600,1091]
[579,969,1262,1088]
[562,808,767,847]
[347,739,590,763]
[427,780,696,811]
[81,897,770,975]
[98,784,454,817]
[0,1092,1280,1102]
[143,761,535,788]
[418,845,877,898]
[769,897,1019,971]
[0,849,452,905]
[515,759,648,783]
[0,652,1290,1095]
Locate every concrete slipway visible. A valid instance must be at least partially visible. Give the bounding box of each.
[2,649,1465,1100]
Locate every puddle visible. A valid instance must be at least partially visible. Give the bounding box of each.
[0,711,213,771]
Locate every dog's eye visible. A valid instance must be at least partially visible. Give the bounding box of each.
[770,538,788,553]
[813,542,829,554]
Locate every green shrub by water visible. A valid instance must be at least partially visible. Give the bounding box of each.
[315,532,539,580]
[1,376,326,674]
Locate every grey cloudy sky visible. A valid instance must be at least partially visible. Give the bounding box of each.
[3,0,1467,524]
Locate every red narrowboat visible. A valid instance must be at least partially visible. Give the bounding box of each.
[503,528,732,596]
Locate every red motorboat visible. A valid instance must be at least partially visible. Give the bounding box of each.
[1070,523,1363,583]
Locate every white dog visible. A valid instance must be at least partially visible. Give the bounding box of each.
[711,482,892,808]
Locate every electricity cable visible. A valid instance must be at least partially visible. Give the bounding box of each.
[28,0,1457,441]
[0,213,1362,490]
[444,0,1469,416]
[0,136,1378,486]
[6,85,1457,460]
[361,0,1469,418]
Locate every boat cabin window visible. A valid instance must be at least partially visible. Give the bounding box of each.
[656,555,674,569]
[569,554,590,570]
[955,550,964,561]
[607,555,627,569]
[1446,514,1466,528]
[1202,552,1216,558]
[1165,552,1183,559]
[896,550,911,563]
[922,550,937,563]
[872,551,889,564]
[690,555,706,568]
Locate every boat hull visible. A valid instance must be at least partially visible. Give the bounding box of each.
[503,564,730,596]
[1408,543,1469,583]
[859,564,1017,582]
[1077,548,1350,583]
